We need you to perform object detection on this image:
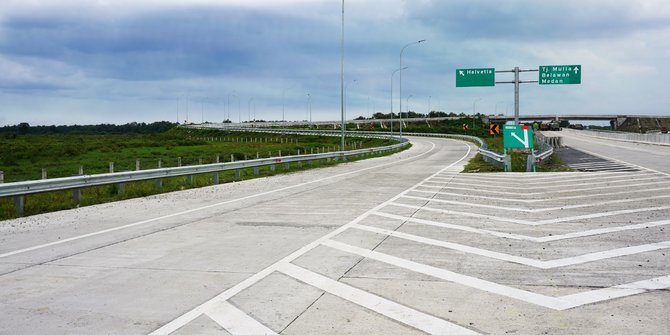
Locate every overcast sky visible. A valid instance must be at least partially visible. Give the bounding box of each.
[0,0,669,126]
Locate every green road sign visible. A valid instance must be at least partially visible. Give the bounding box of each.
[539,65,581,85]
[503,124,534,149]
[456,68,495,87]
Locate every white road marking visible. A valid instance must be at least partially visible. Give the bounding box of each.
[373,212,670,243]
[409,186,670,204]
[322,239,670,311]
[277,263,482,335]
[205,302,278,335]
[435,171,653,186]
[423,175,664,191]
[350,224,670,269]
[416,179,670,197]
[0,140,446,260]
[400,194,670,213]
[148,139,475,334]
[391,202,670,226]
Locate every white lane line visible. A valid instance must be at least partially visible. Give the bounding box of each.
[277,263,481,335]
[322,239,670,311]
[205,302,278,335]
[418,179,670,197]
[147,139,475,334]
[388,202,670,226]
[350,224,670,269]
[400,194,670,213]
[424,175,664,191]
[559,275,670,310]
[435,172,654,186]
[0,140,444,260]
[410,186,670,204]
[321,239,571,310]
[373,212,670,243]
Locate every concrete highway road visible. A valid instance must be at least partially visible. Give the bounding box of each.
[1,135,669,334]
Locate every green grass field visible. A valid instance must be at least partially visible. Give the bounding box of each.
[0,127,399,220]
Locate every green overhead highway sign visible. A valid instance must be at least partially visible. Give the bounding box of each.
[539,65,581,85]
[456,68,495,87]
[503,124,534,149]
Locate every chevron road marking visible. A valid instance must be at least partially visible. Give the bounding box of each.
[350,223,670,269]
[431,171,656,186]
[423,175,666,191]
[205,302,278,335]
[400,194,670,213]
[389,203,670,226]
[415,179,670,197]
[322,239,670,311]
[372,212,670,243]
[277,263,482,335]
[409,186,670,204]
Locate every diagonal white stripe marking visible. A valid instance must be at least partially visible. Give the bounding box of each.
[323,239,670,311]
[351,223,670,269]
[373,212,670,243]
[439,172,656,185]
[424,175,664,191]
[401,194,670,213]
[277,263,481,335]
[205,302,278,335]
[417,179,670,197]
[410,186,670,204]
[391,202,670,226]
[321,239,571,310]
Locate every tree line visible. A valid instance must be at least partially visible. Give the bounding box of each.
[1,121,179,136]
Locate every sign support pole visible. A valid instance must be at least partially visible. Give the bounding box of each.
[514,67,520,125]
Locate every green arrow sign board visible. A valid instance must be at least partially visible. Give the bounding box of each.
[456,68,495,87]
[503,124,534,149]
[539,65,581,85]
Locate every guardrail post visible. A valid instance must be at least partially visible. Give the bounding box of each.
[0,171,3,184]
[14,195,25,217]
[73,166,83,207]
[178,157,182,167]
[235,169,241,179]
[156,160,163,189]
[42,168,47,180]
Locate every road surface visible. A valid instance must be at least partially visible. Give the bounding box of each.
[0,135,668,334]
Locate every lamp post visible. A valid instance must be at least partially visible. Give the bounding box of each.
[307,93,312,123]
[399,39,425,140]
[428,95,432,116]
[391,67,407,135]
[472,98,482,128]
[340,0,345,151]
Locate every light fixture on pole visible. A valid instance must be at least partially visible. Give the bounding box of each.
[399,39,425,141]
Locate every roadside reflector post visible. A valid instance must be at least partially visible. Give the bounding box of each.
[73,166,83,206]
[42,168,47,180]
[155,160,163,189]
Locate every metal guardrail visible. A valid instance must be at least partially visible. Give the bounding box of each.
[0,132,408,216]
[530,132,557,171]
[203,126,511,171]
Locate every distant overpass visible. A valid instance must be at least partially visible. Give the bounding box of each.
[197,115,670,130]
[485,114,670,129]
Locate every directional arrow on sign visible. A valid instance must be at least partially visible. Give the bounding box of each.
[511,125,530,148]
[459,70,465,76]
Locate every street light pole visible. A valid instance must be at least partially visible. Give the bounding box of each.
[399,39,425,141]
[307,93,312,123]
[340,0,345,151]
[390,67,406,135]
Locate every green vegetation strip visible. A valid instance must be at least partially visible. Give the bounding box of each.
[0,127,403,220]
